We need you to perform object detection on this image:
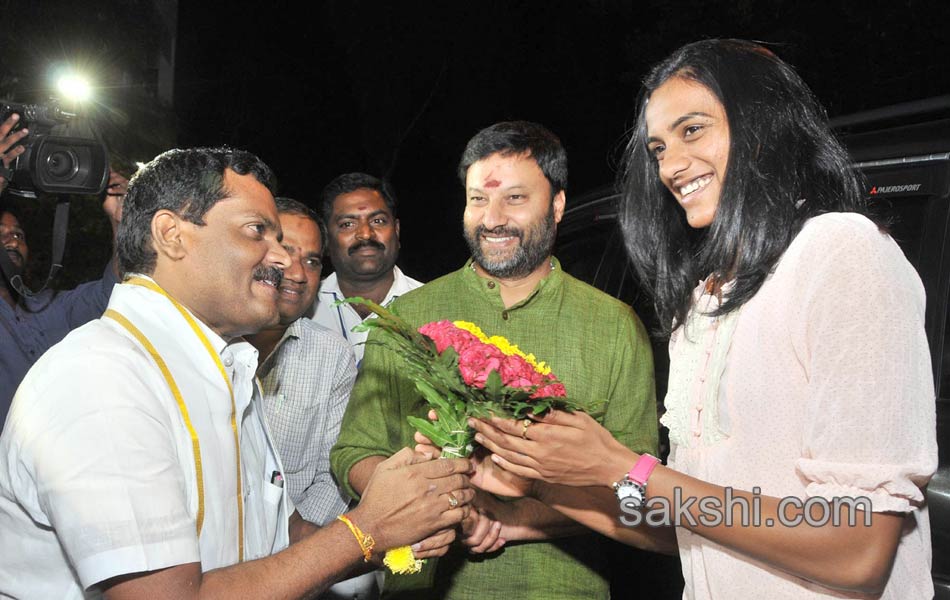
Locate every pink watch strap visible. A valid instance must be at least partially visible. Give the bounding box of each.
[628,454,659,485]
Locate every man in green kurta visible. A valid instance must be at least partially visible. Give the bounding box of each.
[330,121,657,599]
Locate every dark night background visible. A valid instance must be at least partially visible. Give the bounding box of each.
[2,0,950,286]
[1,3,948,596]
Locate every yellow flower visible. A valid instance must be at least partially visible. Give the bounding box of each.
[454,321,489,342]
[453,321,551,375]
[383,546,424,574]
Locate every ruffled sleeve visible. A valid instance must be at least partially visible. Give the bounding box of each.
[790,214,937,512]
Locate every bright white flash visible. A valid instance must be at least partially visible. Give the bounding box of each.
[56,74,92,102]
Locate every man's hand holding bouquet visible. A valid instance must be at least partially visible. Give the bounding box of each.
[340,297,594,573]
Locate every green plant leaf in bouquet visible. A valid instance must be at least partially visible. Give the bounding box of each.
[484,370,503,402]
[412,364,462,405]
[437,345,459,367]
[503,399,542,419]
[350,320,376,334]
[414,380,454,413]
[407,415,459,449]
[507,388,532,402]
[416,380,470,426]
[530,402,551,415]
[465,400,502,420]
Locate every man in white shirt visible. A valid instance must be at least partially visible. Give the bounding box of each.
[0,147,473,599]
[312,173,422,363]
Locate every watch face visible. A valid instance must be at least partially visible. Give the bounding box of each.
[615,483,644,504]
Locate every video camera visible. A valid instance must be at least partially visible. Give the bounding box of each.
[0,100,109,197]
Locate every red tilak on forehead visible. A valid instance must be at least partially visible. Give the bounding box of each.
[484,179,501,188]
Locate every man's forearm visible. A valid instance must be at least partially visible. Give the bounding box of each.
[288,510,320,544]
[104,518,366,599]
[348,455,387,497]
[492,495,587,542]
[192,517,378,597]
[105,448,476,599]
[535,482,678,555]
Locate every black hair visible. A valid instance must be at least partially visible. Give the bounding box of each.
[117,146,277,275]
[457,121,568,195]
[620,39,866,334]
[320,172,398,227]
[274,196,327,255]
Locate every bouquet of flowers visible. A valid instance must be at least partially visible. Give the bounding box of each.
[340,297,589,573]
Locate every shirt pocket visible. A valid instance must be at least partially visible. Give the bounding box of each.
[244,478,287,560]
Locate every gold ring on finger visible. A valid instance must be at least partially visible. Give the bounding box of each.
[521,418,532,440]
[447,492,459,509]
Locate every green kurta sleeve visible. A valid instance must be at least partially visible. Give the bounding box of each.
[601,304,658,458]
[330,324,419,500]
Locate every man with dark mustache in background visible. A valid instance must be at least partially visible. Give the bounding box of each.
[311,173,422,364]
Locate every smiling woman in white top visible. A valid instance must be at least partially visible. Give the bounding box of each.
[467,39,937,599]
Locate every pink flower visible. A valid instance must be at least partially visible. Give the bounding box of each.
[419,321,479,354]
[499,354,542,389]
[418,319,568,399]
[457,343,505,387]
[533,379,567,398]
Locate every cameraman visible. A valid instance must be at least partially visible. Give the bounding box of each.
[0,113,125,428]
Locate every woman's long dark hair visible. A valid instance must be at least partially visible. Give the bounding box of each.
[620,39,866,335]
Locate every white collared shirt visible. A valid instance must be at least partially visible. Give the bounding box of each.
[311,266,423,364]
[0,279,290,598]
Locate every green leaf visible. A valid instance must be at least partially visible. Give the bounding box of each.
[485,370,503,400]
[408,416,458,449]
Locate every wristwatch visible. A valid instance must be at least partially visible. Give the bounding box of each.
[612,454,659,508]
